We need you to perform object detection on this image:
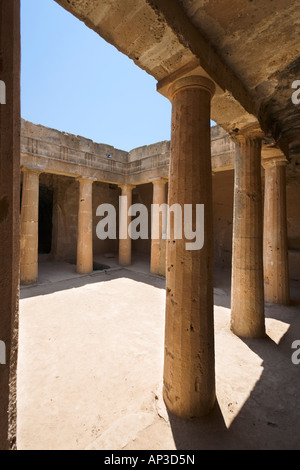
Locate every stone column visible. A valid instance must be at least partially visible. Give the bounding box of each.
[77,177,95,274]
[263,158,290,305]
[118,184,135,266]
[20,168,41,285]
[163,76,216,419]
[151,179,167,276]
[231,136,265,338]
[0,0,20,450]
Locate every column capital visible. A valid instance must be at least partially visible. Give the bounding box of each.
[149,177,168,186]
[262,157,288,169]
[21,165,43,175]
[231,134,262,147]
[261,146,288,169]
[166,75,216,102]
[118,183,136,191]
[76,176,96,184]
[230,124,264,145]
[262,146,288,169]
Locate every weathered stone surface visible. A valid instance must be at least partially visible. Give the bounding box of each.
[212,171,234,269]
[263,159,290,305]
[55,0,260,136]
[20,168,41,285]
[19,118,300,283]
[231,136,265,338]
[118,184,135,266]
[0,0,20,450]
[163,76,216,418]
[150,179,167,276]
[21,119,236,184]
[2,0,300,451]
[76,178,95,274]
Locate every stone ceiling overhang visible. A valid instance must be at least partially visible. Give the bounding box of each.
[54,0,300,156]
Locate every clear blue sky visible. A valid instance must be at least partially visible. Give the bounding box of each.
[21,0,172,152]
[21,0,214,152]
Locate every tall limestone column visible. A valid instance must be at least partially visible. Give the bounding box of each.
[20,167,41,285]
[77,177,95,274]
[118,184,135,266]
[163,76,216,419]
[151,179,167,276]
[263,157,290,305]
[231,135,265,338]
[0,0,20,450]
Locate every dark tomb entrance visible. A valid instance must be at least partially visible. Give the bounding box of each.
[38,184,53,254]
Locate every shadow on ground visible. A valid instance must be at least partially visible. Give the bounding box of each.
[19,262,300,449]
[169,300,300,450]
[20,267,166,300]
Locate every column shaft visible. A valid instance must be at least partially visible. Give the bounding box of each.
[151,180,167,276]
[119,185,134,266]
[20,169,40,284]
[163,76,216,419]
[0,0,20,450]
[263,160,290,304]
[231,137,265,338]
[77,178,94,274]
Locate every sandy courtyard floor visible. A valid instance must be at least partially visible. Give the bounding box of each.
[17,264,300,450]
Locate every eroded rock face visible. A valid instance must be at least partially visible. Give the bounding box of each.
[178,0,300,140]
